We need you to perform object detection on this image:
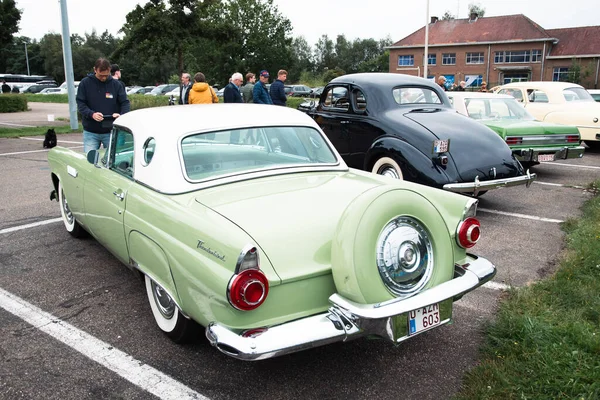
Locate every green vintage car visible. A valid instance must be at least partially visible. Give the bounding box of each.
[448,92,584,169]
[48,104,495,360]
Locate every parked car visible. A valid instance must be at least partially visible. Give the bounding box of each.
[24,84,58,93]
[447,92,584,168]
[588,89,600,102]
[216,87,225,97]
[496,81,600,149]
[299,73,535,196]
[47,104,496,360]
[286,85,312,97]
[58,81,80,94]
[127,86,153,95]
[39,88,63,95]
[145,84,179,96]
[309,86,324,98]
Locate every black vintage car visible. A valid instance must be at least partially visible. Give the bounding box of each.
[299,73,535,195]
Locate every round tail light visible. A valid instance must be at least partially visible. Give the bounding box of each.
[228,269,269,311]
[457,217,481,248]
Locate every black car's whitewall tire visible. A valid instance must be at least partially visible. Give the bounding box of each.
[331,187,454,304]
[372,157,404,180]
[58,181,85,238]
[144,275,198,343]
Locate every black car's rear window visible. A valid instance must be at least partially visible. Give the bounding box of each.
[393,87,443,105]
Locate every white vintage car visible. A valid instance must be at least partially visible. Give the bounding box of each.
[496,81,600,149]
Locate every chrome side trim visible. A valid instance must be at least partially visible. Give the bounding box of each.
[514,146,585,162]
[442,170,536,194]
[206,254,496,361]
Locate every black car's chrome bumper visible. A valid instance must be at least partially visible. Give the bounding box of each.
[514,146,585,162]
[206,254,496,361]
[442,170,536,195]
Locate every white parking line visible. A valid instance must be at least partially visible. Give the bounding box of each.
[478,208,564,223]
[0,146,82,156]
[483,281,511,291]
[0,122,35,127]
[20,137,84,145]
[534,181,585,189]
[0,287,208,400]
[0,218,62,235]
[541,162,600,170]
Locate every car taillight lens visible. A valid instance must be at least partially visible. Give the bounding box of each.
[506,137,523,145]
[457,217,481,248]
[566,135,579,143]
[228,269,269,311]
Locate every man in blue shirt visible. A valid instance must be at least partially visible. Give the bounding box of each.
[76,58,130,154]
[253,70,273,105]
[269,69,287,106]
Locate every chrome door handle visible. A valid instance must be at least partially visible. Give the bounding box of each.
[113,191,125,201]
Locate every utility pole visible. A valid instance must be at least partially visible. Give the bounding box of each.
[59,0,79,131]
[24,43,30,75]
[424,0,429,79]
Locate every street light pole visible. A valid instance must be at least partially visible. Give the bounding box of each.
[424,0,430,79]
[24,43,30,75]
[59,0,79,130]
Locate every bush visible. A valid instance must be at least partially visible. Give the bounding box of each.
[129,94,170,110]
[0,94,28,112]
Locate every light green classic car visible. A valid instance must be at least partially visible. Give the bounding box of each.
[448,92,585,169]
[48,104,495,360]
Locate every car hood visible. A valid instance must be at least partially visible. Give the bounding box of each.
[193,171,383,282]
[482,119,580,137]
[403,109,522,182]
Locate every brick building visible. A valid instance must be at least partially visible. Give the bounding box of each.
[388,14,600,89]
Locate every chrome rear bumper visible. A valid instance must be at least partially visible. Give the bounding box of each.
[515,146,585,162]
[443,170,536,195]
[206,254,496,361]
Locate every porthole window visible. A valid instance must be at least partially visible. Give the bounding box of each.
[143,137,156,166]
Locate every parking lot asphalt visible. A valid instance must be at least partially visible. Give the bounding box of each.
[0,102,71,128]
[0,133,599,400]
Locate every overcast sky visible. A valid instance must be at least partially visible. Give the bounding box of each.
[14,0,599,47]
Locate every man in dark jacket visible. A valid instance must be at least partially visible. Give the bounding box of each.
[178,73,192,105]
[76,58,130,154]
[253,70,273,105]
[1,81,10,93]
[223,72,243,103]
[269,69,287,106]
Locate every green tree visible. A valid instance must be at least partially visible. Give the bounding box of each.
[39,33,65,83]
[441,10,455,20]
[468,3,485,17]
[314,34,335,73]
[0,0,22,72]
[288,36,314,82]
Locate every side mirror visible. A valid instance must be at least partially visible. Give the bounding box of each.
[87,149,99,165]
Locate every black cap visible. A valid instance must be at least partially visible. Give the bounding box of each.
[110,64,120,74]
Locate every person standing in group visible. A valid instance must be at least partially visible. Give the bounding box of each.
[253,70,273,104]
[479,81,488,92]
[76,58,130,154]
[1,80,10,93]
[188,72,219,104]
[456,81,466,91]
[241,72,255,103]
[269,69,287,106]
[178,73,192,104]
[111,64,126,89]
[437,76,447,91]
[223,72,244,103]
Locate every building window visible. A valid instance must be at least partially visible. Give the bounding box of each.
[428,54,436,65]
[466,52,484,64]
[531,50,542,63]
[553,67,569,81]
[442,53,456,65]
[495,50,533,64]
[398,55,415,66]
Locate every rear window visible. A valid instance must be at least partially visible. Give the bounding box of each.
[563,87,594,102]
[181,126,338,181]
[393,87,442,105]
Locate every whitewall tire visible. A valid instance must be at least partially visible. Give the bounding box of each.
[372,157,404,180]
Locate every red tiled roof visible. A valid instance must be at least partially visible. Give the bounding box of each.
[546,26,600,56]
[391,14,553,47]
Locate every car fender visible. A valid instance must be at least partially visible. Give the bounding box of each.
[364,136,456,188]
[331,185,455,304]
[543,110,597,127]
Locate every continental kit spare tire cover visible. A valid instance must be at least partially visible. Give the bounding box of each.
[331,186,455,304]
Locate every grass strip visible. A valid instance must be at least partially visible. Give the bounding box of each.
[455,181,600,400]
[0,124,82,138]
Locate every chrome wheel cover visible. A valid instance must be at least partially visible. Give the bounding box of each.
[376,216,434,297]
[377,165,400,179]
[61,190,74,225]
[151,281,176,319]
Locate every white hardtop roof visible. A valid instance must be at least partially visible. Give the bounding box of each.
[113,104,346,194]
[500,81,584,90]
[447,92,513,99]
